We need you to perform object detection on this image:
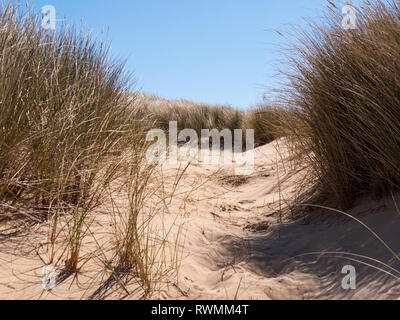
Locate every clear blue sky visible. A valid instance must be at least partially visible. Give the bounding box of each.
[13,0,365,109]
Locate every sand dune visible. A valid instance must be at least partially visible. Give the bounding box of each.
[1,140,400,300]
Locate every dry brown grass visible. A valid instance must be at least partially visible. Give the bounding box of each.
[136,94,244,137]
[244,104,288,146]
[281,0,400,208]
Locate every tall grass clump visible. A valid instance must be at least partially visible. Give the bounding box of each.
[244,104,287,146]
[0,3,145,270]
[137,94,244,137]
[0,3,135,210]
[282,0,400,208]
[108,137,185,298]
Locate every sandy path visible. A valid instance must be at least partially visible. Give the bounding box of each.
[166,141,400,300]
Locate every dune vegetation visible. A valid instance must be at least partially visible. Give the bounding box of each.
[2,0,400,300]
[281,0,400,209]
[0,2,283,297]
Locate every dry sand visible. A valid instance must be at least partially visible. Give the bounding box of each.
[1,140,400,299]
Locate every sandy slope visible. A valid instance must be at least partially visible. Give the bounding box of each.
[1,140,400,299]
[164,141,400,300]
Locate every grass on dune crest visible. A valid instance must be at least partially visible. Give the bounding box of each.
[136,94,244,136]
[137,93,286,146]
[0,3,141,219]
[244,104,288,146]
[281,0,400,209]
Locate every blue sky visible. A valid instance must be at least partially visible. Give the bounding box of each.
[14,0,365,109]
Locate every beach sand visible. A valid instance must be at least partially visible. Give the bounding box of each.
[1,140,400,300]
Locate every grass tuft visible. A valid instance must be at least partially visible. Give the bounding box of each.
[282,0,400,208]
